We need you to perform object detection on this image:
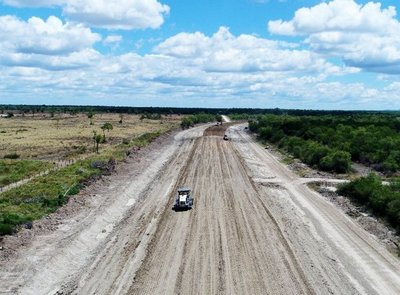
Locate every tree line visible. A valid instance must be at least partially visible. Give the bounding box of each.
[249,114,400,174]
[180,113,219,129]
[4,105,398,117]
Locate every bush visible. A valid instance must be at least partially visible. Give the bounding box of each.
[338,174,400,231]
[387,199,400,227]
[0,223,14,235]
[180,113,216,129]
[4,153,20,159]
[337,173,381,205]
[181,117,193,129]
[0,212,31,235]
[320,151,351,173]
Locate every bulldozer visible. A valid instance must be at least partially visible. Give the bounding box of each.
[173,188,193,210]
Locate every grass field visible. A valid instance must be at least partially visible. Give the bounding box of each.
[0,160,54,187]
[0,112,180,235]
[0,113,180,160]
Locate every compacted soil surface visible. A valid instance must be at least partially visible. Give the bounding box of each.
[1,123,400,295]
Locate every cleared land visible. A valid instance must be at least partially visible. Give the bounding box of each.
[0,123,399,294]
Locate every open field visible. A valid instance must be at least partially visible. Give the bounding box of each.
[1,122,399,294]
[0,113,180,160]
[0,113,180,234]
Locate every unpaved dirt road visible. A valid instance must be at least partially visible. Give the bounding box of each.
[1,123,400,295]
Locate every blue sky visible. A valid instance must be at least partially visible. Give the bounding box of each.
[1,0,400,109]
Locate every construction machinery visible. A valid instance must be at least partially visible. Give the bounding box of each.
[174,188,193,210]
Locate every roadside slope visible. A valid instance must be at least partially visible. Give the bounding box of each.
[0,126,206,294]
[229,124,400,295]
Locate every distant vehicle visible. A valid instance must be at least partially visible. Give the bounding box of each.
[174,188,193,210]
[223,134,229,140]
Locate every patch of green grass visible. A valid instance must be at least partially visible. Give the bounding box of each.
[131,130,162,147]
[0,159,103,235]
[0,159,54,187]
[282,156,295,165]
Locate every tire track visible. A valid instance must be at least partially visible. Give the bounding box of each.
[130,128,313,295]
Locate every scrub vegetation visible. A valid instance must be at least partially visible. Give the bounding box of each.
[249,113,400,174]
[338,174,400,232]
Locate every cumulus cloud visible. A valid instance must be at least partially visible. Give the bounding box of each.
[2,0,63,7]
[154,27,345,74]
[2,0,170,30]
[64,0,170,30]
[0,24,385,108]
[1,49,101,71]
[0,15,101,70]
[268,0,400,74]
[0,15,100,55]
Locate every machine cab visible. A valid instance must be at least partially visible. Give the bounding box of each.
[175,188,193,209]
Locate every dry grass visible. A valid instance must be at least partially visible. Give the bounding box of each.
[0,112,180,235]
[0,113,180,160]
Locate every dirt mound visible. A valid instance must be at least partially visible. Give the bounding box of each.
[203,123,236,136]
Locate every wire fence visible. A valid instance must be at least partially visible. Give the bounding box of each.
[0,156,87,194]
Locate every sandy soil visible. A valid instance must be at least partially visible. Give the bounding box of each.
[1,122,400,295]
[228,125,400,295]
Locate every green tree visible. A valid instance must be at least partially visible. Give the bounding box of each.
[95,134,102,153]
[337,173,382,204]
[180,117,193,129]
[215,115,223,125]
[92,130,97,152]
[87,111,94,125]
[320,150,351,173]
[101,122,113,141]
[387,199,400,229]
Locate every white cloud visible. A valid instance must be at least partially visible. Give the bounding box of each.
[0,15,101,70]
[2,0,170,30]
[0,15,100,55]
[64,0,170,30]
[154,27,345,75]
[1,48,101,71]
[268,0,400,74]
[2,0,64,7]
[103,35,123,44]
[0,25,388,108]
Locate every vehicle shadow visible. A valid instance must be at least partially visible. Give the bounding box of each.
[171,207,192,212]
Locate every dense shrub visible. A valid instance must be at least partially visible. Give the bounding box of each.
[250,114,400,174]
[181,113,216,129]
[338,174,400,231]
[4,153,20,159]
